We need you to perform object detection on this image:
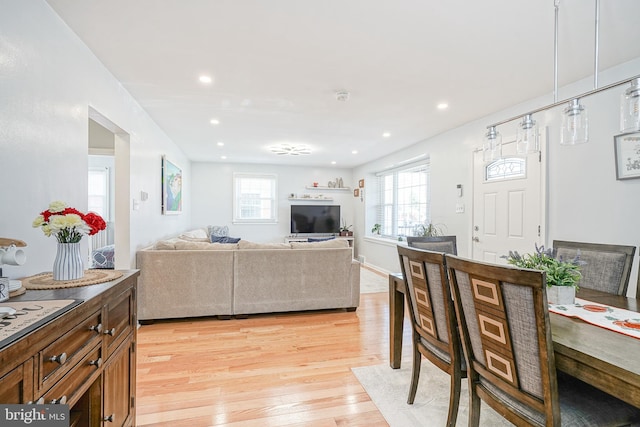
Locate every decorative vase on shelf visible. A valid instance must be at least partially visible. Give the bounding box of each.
[53,242,84,281]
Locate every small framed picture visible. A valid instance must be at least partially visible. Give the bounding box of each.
[358,179,365,188]
[353,188,359,197]
[614,132,640,180]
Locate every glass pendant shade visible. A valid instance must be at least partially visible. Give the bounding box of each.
[516,114,538,154]
[483,126,502,162]
[560,99,588,145]
[620,78,640,132]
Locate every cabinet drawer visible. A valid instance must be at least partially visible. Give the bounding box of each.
[104,288,134,358]
[40,344,102,406]
[39,310,102,391]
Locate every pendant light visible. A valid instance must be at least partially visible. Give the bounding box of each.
[560,99,588,145]
[620,77,640,132]
[516,114,538,154]
[483,126,502,162]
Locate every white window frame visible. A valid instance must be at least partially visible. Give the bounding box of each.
[375,161,430,238]
[88,166,111,221]
[233,173,278,224]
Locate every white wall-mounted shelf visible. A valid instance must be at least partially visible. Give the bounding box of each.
[288,197,334,201]
[305,186,351,191]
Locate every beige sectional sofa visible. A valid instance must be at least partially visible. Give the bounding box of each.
[136,237,360,321]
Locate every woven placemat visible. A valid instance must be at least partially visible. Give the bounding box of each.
[22,270,124,290]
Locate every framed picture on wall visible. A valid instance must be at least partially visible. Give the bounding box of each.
[162,155,183,214]
[614,132,640,180]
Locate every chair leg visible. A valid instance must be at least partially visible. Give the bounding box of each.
[468,387,481,427]
[446,371,462,427]
[407,345,421,404]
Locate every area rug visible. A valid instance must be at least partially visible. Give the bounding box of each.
[360,266,389,294]
[352,358,512,426]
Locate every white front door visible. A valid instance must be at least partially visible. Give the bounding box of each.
[471,131,546,263]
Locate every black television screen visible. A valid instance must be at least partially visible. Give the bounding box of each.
[290,205,340,234]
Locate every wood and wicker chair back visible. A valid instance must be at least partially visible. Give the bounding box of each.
[406,235,457,255]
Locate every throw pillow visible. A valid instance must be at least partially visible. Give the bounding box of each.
[208,225,229,237]
[178,228,209,242]
[210,235,241,244]
[307,236,336,242]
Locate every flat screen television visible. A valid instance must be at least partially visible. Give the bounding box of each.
[290,205,340,234]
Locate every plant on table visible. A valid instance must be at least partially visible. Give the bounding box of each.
[371,223,381,235]
[502,244,584,289]
[413,222,444,237]
[340,218,353,236]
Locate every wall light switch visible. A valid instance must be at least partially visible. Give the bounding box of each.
[133,199,140,211]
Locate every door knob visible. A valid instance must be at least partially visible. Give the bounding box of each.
[473,237,480,242]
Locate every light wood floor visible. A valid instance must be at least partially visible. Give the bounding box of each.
[136,290,407,427]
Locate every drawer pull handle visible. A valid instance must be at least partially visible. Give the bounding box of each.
[104,327,116,336]
[50,395,67,405]
[103,414,114,422]
[89,357,102,368]
[89,323,103,334]
[48,352,67,365]
[27,397,44,405]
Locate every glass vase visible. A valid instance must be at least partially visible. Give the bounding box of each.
[53,242,84,281]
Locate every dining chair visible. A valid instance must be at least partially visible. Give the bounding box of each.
[445,254,640,427]
[397,245,466,427]
[406,235,457,255]
[553,240,636,296]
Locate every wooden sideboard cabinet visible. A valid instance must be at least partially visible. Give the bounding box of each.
[0,270,139,427]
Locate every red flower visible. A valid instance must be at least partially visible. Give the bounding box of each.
[83,212,107,236]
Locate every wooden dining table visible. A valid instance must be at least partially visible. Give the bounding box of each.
[388,273,640,409]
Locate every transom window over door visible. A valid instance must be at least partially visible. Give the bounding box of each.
[376,161,430,238]
[233,173,278,224]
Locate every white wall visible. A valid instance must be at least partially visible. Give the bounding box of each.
[354,59,640,297]
[192,162,354,243]
[0,1,190,278]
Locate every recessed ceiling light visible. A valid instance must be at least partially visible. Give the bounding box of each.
[199,75,213,84]
[269,143,311,156]
[217,142,224,147]
[437,103,449,110]
[221,155,227,160]
[352,150,358,154]
[331,161,337,165]
[210,119,220,125]
[382,132,391,138]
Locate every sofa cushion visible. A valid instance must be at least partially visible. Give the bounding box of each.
[178,228,210,242]
[290,239,349,249]
[238,240,292,250]
[153,238,181,250]
[174,241,238,250]
[211,235,241,244]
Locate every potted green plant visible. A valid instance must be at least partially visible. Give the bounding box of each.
[413,222,444,237]
[371,223,381,235]
[503,244,584,304]
[340,219,353,236]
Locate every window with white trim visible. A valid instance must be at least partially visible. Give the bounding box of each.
[375,162,430,238]
[233,173,278,223]
[88,167,110,221]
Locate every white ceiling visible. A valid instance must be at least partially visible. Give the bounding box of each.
[46,0,640,168]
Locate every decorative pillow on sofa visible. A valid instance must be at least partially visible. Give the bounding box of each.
[307,236,336,242]
[208,225,229,237]
[210,235,241,244]
[178,228,210,242]
[238,240,292,249]
[290,239,349,249]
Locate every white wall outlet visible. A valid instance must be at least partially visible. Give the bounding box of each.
[455,203,465,213]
